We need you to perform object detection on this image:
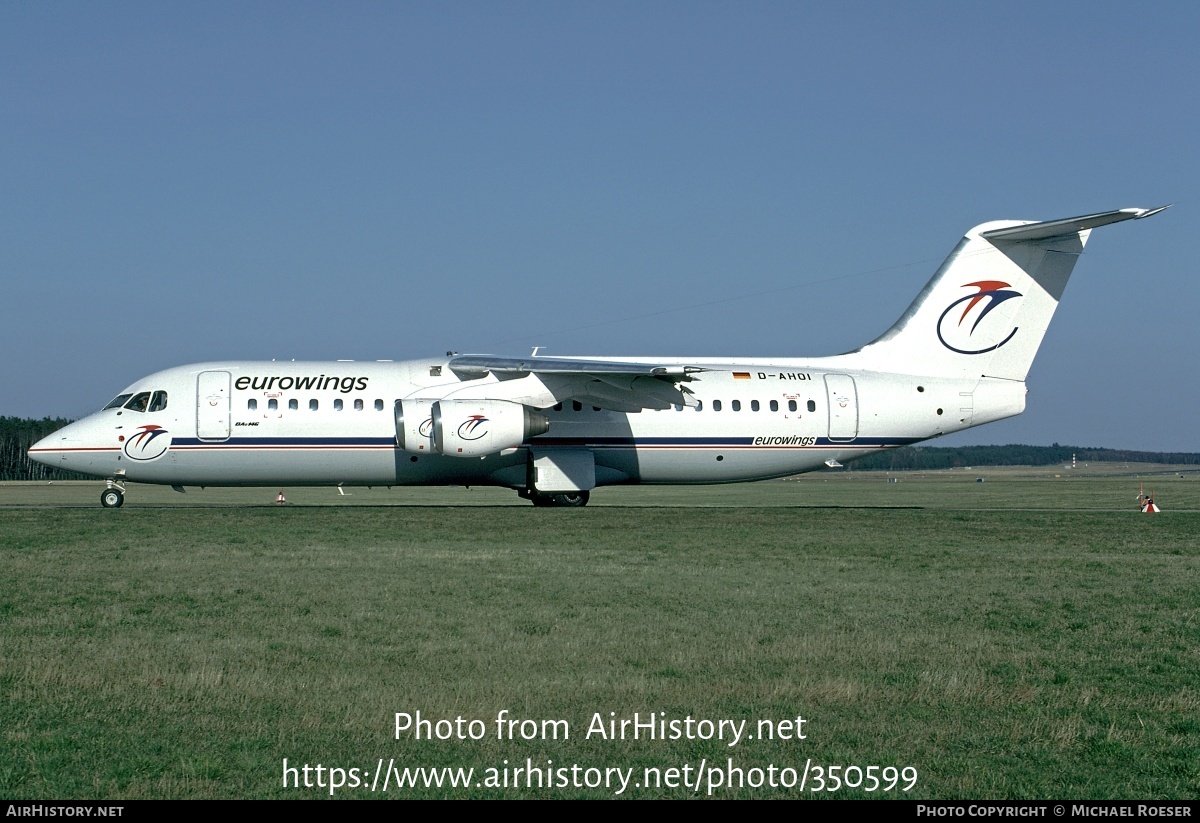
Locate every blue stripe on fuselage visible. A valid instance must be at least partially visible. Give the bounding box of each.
[172,437,395,447]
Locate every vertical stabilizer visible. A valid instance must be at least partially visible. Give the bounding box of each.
[845,207,1166,381]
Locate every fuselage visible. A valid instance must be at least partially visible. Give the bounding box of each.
[28,356,1023,490]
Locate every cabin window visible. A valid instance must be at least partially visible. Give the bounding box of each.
[572,401,582,412]
[751,399,760,412]
[334,399,343,411]
[268,399,278,411]
[104,394,133,410]
[289,399,298,411]
[674,404,683,411]
[769,400,778,412]
[731,400,741,412]
[375,399,383,411]
[354,399,364,411]
[713,400,722,412]
[248,399,258,410]
[807,400,816,412]
[695,401,703,411]
[309,399,318,411]
[593,406,601,412]
[553,402,563,411]
[788,400,797,412]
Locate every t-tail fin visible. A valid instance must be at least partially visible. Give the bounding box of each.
[846,206,1168,381]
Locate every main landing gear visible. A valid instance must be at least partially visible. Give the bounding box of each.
[521,490,591,507]
[100,480,126,508]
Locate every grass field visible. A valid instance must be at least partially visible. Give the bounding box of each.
[1,467,1197,799]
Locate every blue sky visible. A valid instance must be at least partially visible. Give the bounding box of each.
[2,2,1193,451]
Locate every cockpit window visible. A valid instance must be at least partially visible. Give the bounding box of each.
[104,394,133,410]
[148,391,168,412]
[124,392,152,413]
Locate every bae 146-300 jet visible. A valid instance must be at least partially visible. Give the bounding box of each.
[30,206,1166,507]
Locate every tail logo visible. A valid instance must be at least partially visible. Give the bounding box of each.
[123,425,171,461]
[457,415,489,441]
[937,280,1023,355]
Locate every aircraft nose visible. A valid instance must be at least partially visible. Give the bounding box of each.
[26,418,115,476]
[27,430,63,468]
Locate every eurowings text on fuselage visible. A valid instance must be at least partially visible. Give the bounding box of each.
[29,207,1167,507]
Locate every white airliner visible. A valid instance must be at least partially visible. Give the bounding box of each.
[30,207,1166,507]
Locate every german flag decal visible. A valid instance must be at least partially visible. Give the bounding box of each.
[733,372,751,380]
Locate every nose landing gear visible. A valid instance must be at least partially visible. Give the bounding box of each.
[100,480,126,508]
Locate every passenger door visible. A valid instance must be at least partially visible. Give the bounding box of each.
[197,371,231,441]
[824,374,859,442]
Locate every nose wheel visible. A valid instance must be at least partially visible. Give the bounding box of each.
[101,486,125,508]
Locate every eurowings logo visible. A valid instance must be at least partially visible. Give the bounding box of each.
[123,425,171,461]
[936,280,1023,355]
[457,415,489,441]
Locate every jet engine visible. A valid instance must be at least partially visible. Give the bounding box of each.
[395,398,438,454]
[432,399,550,457]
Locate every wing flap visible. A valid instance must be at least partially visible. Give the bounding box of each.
[440,354,702,411]
[448,354,701,379]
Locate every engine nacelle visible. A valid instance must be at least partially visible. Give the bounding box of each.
[395,398,438,454]
[433,399,550,457]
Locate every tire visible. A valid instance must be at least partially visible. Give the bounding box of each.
[529,490,590,507]
[101,489,124,508]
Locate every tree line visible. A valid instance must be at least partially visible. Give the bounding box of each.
[849,443,1200,472]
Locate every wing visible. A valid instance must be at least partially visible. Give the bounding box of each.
[434,354,705,412]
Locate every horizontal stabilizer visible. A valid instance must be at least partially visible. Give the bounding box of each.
[981,206,1169,243]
